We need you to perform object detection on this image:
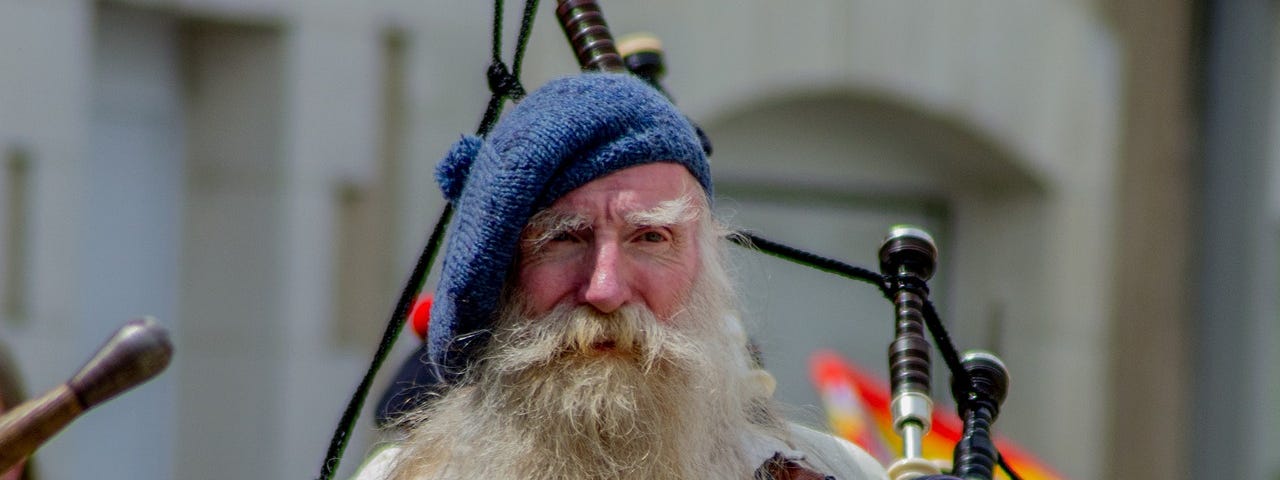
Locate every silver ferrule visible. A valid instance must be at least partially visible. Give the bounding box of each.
[890,391,933,433]
[891,392,933,458]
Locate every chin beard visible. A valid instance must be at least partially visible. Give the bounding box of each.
[386,280,783,480]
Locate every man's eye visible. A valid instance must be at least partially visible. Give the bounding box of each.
[550,231,576,242]
[638,231,667,243]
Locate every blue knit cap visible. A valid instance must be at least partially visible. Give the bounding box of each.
[428,73,712,377]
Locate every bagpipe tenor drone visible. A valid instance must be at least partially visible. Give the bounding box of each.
[317,1,1034,479]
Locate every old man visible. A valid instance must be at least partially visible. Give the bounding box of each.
[355,73,887,480]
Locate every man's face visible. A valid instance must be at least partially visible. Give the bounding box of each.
[516,163,704,323]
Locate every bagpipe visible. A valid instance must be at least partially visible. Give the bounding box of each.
[305,1,1031,479]
[0,3,1050,479]
[0,2,1028,479]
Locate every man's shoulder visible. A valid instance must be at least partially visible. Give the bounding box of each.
[785,422,889,480]
[349,444,400,480]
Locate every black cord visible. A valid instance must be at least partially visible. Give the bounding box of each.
[922,298,967,398]
[510,0,541,95]
[478,0,538,129]
[489,0,504,62]
[314,0,545,477]
[316,206,453,480]
[729,231,886,288]
[997,454,1023,480]
[477,0,517,133]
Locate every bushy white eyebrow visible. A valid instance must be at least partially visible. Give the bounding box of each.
[521,194,701,254]
[523,209,589,252]
[625,194,699,227]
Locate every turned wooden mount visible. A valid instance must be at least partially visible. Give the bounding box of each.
[0,317,172,470]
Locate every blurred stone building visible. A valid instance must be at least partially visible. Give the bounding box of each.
[0,1,1271,479]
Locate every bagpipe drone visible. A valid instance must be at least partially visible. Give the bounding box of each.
[316,1,1028,479]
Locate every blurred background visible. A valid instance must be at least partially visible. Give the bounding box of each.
[0,0,1272,479]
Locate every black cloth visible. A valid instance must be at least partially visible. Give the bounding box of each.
[375,343,442,427]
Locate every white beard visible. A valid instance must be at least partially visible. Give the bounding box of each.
[386,275,785,480]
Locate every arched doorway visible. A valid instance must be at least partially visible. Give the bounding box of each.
[704,91,1047,432]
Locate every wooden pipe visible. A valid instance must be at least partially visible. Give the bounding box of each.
[555,0,625,72]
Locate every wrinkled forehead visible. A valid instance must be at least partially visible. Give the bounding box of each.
[539,163,705,219]
[525,167,706,237]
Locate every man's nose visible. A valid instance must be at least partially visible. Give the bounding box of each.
[580,241,632,313]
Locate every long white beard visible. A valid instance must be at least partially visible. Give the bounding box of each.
[387,277,784,480]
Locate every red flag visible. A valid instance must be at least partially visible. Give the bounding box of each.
[810,350,1067,480]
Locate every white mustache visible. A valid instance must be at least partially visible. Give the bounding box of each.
[484,302,671,375]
